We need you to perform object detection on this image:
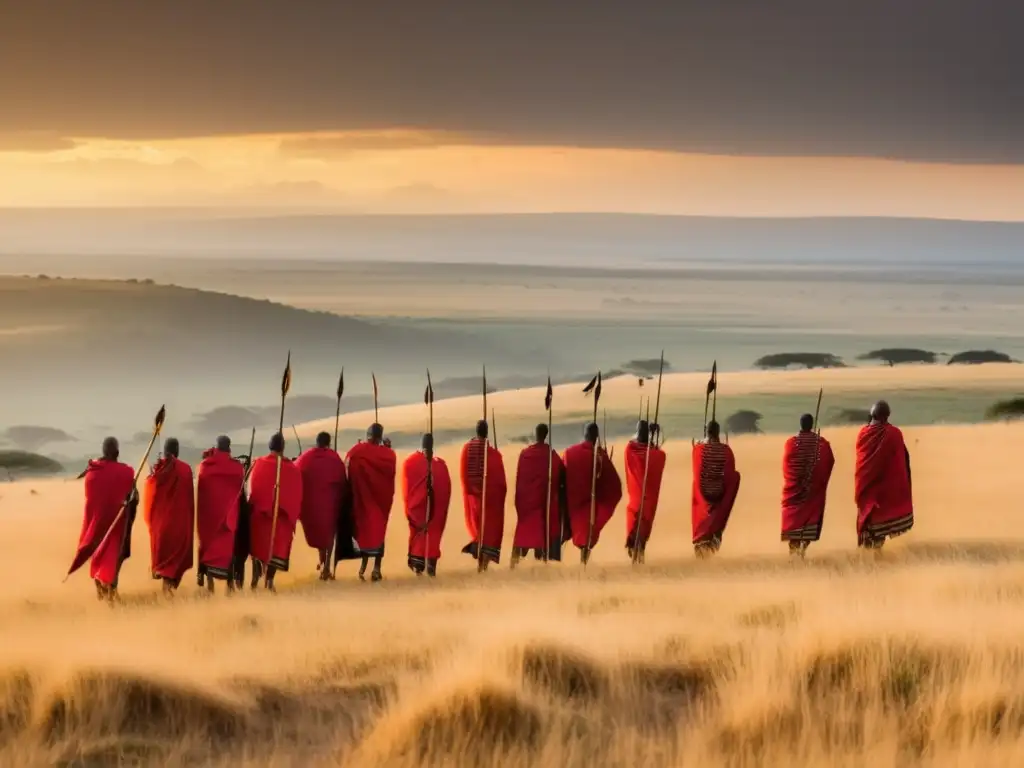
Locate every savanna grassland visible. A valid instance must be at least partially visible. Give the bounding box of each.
[3,364,1024,767]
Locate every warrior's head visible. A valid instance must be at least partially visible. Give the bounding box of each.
[422,432,434,455]
[583,422,599,445]
[216,435,231,453]
[799,413,814,433]
[366,423,384,444]
[102,436,119,461]
[707,420,721,442]
[870,400,891,424]
[163,437,180,459]
[475,419,489,440]
[268,432,285,454]
[316,431,331,449]
[534,423,549,445]
[635,419,650,444]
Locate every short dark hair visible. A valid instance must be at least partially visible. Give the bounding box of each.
[269,432,285,453]
[316,431,331,448]
[799,413,814,431]
[534,423,549,444]
[163,437,180,458]
[475,419,489,439]
[707,420,720,439]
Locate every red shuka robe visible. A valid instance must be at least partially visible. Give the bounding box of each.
[142,456,195,583]
[69,458,136,586]
[460,438,507,562]
[196,448,244,579]
[624,440,667,549]
[345,441,397,556]
[691,441,741,548]
[513,442,565,556]
[563,441,622,550]
[404,451,452,564]
[780,433,835,542]
[248,453,303,570]
[854,422,913,544]
[295,447,347,551]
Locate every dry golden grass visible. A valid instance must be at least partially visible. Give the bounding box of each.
[4,367,1024,766]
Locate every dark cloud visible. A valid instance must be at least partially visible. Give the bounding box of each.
[0,132,77,153]
[1,1,1022,162]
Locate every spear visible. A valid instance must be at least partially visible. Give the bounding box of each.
[544,376,553,563]
[632,351,664,564]
[333,368,344,451]
[477,365,489,572]
[291,425,302,454]
[372,372,379,424]
[65,405,166,581]
[265,351,292,588]
[585,370,602,565]
[703,360,717,438]
[423,369,434,569]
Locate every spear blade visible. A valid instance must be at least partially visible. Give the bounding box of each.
[333,367,344,451]
[282,351,292,399]
[372,372,379,423]
[545,376,553,411]
[336,368,344,399]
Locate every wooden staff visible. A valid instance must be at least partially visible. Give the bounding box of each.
[65,405,166,581]
[372,372,379,424]
[544,376,554,563]
[424,369,434,569]
[291,425,302,454]
[265,351,292,587]
[477,365,489,572]
[584,371,602,565]
[632,350,664,564]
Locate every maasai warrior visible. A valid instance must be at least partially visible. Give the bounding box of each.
[296,431,348,580]
[512,423,566,565]
[854,400,913,549]
[248,432,303,591]
[624,420,667,563]
[142,437,195,596]
[460,419,507,569]
[563,422,622,564]
[70,437,138,602]
[341,424,397,581]
[780,414,835,556]
[404,433,452,576]
[196,435,246,593]
[691,420,741,557]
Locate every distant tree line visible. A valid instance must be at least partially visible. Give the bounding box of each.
[754,349,1017,370]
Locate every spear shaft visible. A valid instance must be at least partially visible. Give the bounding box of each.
[632,351,664,564]
[424,370,434,571]
[586,371,602,566]
[477,365,488,572]
[265,352,291,587]
[544,377,554,563]
[333,368,344,451]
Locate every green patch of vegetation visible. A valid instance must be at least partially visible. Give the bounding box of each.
[0,451,64,476]
[857,348,939,366]
[753,353,846,370]
[948,350,1016,365]
[725,410,763,435]
[985,398,1024,420]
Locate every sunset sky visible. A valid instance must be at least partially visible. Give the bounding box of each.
[1,1,1021,218]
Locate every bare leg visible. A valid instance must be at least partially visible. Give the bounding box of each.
[205,576,216,594]
[510,548,522,569]
[358,556,368,581]
[250,559,264,590]
[426,558,437,578]
[371,555,383,582]
[265,566,278,592]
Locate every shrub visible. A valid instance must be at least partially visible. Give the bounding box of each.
[754,353,846,370]
[857,348,938,366]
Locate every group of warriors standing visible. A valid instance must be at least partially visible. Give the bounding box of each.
[66,378,914,603]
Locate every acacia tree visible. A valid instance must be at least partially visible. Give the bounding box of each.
[948,350,1016,365]
[754,353,846,370]
[857,348,938,366]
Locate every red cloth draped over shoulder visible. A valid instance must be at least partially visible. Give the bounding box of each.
[142,456,195,582]
[691,441,741,545]
[196,448,244,575]
[248,454,303,568]
[624,440,667,547]
[345,441,397,555]
[780,434,835,542]
[295,447,347,551]
[69,458,135,585]
[460,438,508,560]
[513,443,564,551]
[404,452,452,561]
[563,441,622,549]
[854,422,913,542]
